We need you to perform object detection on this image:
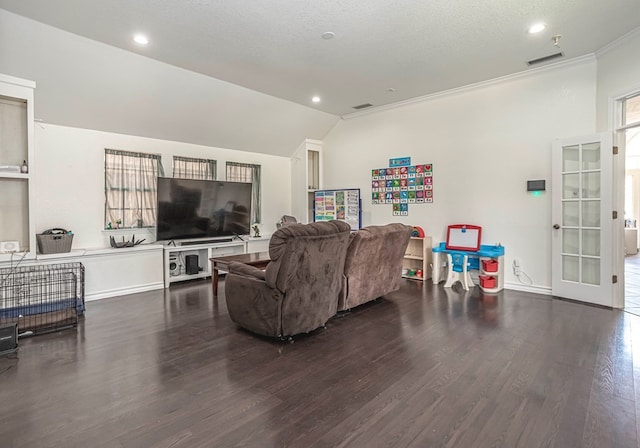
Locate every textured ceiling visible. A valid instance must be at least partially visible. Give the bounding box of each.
[1,0,640,116]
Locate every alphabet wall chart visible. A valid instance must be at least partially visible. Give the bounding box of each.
[371,157,433,216]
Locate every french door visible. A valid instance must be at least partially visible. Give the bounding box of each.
[551,133,614,306]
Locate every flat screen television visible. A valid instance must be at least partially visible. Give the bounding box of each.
[156,177,252,242]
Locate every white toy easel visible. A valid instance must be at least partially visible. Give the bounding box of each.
[442,224,482,290]
[446,225,482,252]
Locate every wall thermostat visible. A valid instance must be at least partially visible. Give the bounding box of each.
[527,180,546,192]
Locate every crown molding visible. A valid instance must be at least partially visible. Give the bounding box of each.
[341,54,597,121]
[596,25,640,58]
[0,73,36,89]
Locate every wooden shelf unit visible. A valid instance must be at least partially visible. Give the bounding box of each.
[402,236,432,281]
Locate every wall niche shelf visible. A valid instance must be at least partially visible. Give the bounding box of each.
[291,139,322,223]
[0,74,36,257]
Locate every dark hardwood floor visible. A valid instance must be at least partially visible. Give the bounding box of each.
[1,278,639,448]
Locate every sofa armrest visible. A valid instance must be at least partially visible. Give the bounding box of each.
[225,272,283,337]
[227,261,267,280]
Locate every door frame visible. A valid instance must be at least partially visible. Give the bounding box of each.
[609,85,640,309]
[613,130,625,309]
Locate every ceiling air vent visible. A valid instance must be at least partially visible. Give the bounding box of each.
[352,103,373,110]
[527,52,564,66]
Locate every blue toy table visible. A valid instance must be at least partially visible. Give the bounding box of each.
[432,242,505,292]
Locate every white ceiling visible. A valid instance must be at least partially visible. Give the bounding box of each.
[1,0,639,117]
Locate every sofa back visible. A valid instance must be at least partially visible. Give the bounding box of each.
[265,220,352,335]
[339,223,412,310]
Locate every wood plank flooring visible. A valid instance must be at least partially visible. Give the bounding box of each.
[1,279,639,447]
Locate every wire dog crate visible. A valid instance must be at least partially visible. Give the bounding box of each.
[0,262,85,335]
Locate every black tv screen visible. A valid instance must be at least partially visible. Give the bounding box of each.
[156,177,252,241]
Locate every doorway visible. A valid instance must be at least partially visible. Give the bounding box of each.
[621,94,640,315]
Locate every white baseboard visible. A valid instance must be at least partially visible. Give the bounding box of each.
[85,282,164,301]
[503,281,552,296]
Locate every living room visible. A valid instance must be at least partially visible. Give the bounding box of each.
[2,2,640,446]
[1,6,640,303]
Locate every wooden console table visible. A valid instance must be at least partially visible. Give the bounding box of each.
[210,251,270,298]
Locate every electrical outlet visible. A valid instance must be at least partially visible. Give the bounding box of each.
[513,259,521,275]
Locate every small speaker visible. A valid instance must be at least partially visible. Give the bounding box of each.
[0,241,19,254]
[185,254,199,275]
[169,254,181,276]
[0,324,18,356]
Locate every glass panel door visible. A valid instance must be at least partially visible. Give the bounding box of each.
[561,142,601,285]
[552,132,612,307]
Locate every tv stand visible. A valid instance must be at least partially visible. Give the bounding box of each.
[163,240,246,287]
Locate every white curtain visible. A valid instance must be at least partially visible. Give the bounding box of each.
[104,149,164,228]
[226,162,261,223]
[173,156,216,180]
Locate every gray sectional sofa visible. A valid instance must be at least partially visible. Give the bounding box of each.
[224,221,412,338]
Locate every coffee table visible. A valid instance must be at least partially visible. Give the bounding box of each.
[210,251,270,298]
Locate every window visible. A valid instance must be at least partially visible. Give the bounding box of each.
[623,94,640,127]
[104,149,164,229]
[172,156,216,180]
[226,162,261,223]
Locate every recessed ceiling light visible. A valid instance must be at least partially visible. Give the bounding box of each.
[527,23,546,34]
[133,34,149,45]
[387,88,396,92]
[321,32,335,40]
[312,96,321,103]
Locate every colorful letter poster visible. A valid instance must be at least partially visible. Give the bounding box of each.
[371,163,433,214]
[314,189,361,230]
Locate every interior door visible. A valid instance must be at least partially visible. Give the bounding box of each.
[552,133,614,306]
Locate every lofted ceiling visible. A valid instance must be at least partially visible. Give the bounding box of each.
[1,0,640,117]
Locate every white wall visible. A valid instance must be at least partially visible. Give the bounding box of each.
[0,8,338,158]
[34,123,291,250]
[596,28,640,130]
[323,61,598,292]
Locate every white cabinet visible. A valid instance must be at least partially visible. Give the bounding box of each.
[0,245,165,301]
[291,139,322,223]
[247,236,270,253]
[0,74,35,258]
[402,236,432,281]
[163,241,246,287]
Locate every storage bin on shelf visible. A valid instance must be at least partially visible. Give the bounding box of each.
[481,259,498,272]
[479,275,496,289]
